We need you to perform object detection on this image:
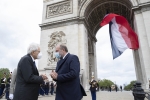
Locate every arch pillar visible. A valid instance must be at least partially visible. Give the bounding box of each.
[132,2,150,89]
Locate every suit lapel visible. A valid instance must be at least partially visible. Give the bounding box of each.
[32,62,39,75]
[56,59,63,71]
[27,54,39,75]
[56,53,70,72]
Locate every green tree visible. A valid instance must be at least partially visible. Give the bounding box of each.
[124,80,136,91]
[0,68,10,84]
[98,79,114,88]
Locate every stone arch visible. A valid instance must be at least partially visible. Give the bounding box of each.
[79,0,149,89]
[80,0,134,37]
[79,0,145,86]
[80,0,135,80]
[79,0,136,17]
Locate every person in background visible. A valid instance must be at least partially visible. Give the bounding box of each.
[120,85,122,92]
[115,85,118,92]
[109,86,111,92]
[9,68,17,100]
[0,74,6,98]
[96,81,100,91]
[89,76,98,100]
[45,79,49,95]
[43,81,46,96]
[50,81,54,95]
[0,85,1,98]
[5,73,11,100]
[40,81,45,96]
[39,84,43,96]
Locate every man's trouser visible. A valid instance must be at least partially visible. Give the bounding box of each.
[90,91,96,100]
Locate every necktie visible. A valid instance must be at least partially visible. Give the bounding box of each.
[33,61,36,68]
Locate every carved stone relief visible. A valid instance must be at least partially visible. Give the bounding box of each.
[46,0,73,18]
[78,0,88,11]
[43,0,53,3]
[78,0,86,6]
[133,6,150,14]
[47,31,67,66]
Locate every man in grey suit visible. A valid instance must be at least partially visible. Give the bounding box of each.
[13,43,47,100]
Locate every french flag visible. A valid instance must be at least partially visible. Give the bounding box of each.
[100,13,139,59]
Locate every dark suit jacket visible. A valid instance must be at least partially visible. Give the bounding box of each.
[55,53,86,100]
[13,54,43,100]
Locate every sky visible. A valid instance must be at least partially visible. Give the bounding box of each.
[0,0,136,86]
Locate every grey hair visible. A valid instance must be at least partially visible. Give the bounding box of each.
[27,43,40,54]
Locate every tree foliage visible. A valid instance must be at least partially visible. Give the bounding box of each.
[0,68,10,84]
[124,80,136,91]
[98,79,114,87]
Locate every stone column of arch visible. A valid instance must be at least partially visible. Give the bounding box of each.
[132,0,150,89]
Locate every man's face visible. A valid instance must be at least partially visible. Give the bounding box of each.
[32,48,40,59]
[55,46,60,52]
[55,46,64,57]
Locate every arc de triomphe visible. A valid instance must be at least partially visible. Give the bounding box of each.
[38,0,150,90]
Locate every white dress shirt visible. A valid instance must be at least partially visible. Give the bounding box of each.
[30,55,35,62]
[63,52,68,59]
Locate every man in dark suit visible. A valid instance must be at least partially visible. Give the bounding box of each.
[50,44,86,100]
[13,43,47,100]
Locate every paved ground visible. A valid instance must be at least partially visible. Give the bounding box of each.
[1,91,134,100]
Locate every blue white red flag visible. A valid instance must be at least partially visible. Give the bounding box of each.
[100,13,139,59]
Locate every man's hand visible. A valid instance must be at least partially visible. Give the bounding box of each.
[41,74,48,80]
[50,71,58,80]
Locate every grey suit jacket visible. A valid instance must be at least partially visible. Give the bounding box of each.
[9,68,17,94]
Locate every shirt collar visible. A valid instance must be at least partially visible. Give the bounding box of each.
[63,52,68,59]
[30,55,35,62]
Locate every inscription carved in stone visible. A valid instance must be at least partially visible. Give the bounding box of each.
[47,31,67,66]
[46,1,72,18]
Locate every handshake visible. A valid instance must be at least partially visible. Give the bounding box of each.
[40,74,48,80]
[50,70,58,80]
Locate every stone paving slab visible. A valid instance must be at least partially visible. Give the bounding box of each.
[1,91,134,100]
